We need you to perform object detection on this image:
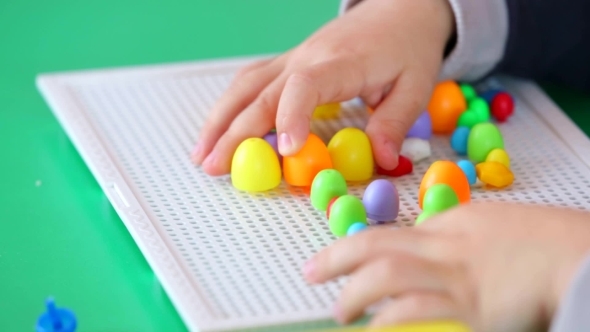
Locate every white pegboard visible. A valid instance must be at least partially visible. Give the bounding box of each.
[36,57,590,332]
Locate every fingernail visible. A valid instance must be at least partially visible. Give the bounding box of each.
[333,304,344,324]
[192,143,203,156]
[191,143,204,163]
[202,151,217,168]
[385,140,397,158]
[303,259,316,281]
[279,133,292,154]
[379,140,399,170]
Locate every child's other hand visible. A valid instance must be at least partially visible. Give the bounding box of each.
[304,203,590,331]
[192,0,455,175]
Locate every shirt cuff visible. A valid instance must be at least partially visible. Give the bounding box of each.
[442,0,508,81]
[338,0,361,14]
[550,251,590,332]
[339,0,509,82]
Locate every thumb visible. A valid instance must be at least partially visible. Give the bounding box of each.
[276,59,364,156]
[366,76,430,170]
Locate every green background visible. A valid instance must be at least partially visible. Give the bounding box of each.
[1,0,589,331]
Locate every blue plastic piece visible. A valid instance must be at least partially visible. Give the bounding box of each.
[457,160,477,185]
[347,222,368,236]
[479,89,502,104]
[450,126,470,155]
[36,298,77,332]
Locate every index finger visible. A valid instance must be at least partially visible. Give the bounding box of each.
[303,226,455,284]
[275,58,365,156]
[192,56,283,164]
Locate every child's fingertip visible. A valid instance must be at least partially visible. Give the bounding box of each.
[302,259,317,282]
[202,152,231,176]
[278,132,308,157]
[366,130,400,170]
[385,140,398,161]
[333,303,346,325]
[191,142,202,155]
[278,132,292,155]
[191,144,204,164]
[376,140,399,170]
[202,152,215,167]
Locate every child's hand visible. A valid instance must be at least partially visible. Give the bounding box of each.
[304,203,590,331]
[192,0,455,175]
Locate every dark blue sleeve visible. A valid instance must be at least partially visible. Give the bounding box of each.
[492,0,590,93]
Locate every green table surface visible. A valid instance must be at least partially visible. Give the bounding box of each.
[1,1,590,331]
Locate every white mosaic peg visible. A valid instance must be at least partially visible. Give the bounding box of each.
[401,138,431,163]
